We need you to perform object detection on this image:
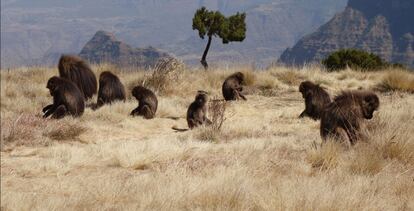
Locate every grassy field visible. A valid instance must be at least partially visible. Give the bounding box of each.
[1,64,414,210]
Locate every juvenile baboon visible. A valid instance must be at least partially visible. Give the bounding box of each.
[130,86,158,119]
[58,55,97,100]
[320,91,380,145]
[96,71,126,108]
[42,76,85,119]
[299,81,331,120]
[222,72,247,101]
[172,91,212,131]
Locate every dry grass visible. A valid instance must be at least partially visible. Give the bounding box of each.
[1,65,414,210]
[377,69,414,93]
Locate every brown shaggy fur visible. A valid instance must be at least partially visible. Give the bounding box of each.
[130,86,158,119]
[96,71,126,108]
[222,72,247,101]
[58,55,97,100]
[320,90,380,145]
[186,91,212,129]
[299,81,331,120]
[42,76,85,119]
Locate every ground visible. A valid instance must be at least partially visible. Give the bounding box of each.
[1,64,414,210]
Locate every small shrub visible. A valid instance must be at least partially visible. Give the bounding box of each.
[376,70,414,93]
[322,49,387,71]
[144,57,185,95]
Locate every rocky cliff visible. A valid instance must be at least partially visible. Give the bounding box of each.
[279,0,414,67]
[79,31,171,68]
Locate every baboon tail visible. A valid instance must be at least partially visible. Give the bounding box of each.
[172,126,189,132]
[165,116,181,120]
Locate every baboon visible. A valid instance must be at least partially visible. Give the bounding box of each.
[130,86,158,119]
[96,71,126,108]
[299,81,331,120]
[172,91,212,131]
[58,55,97,100]
[42,76,85,119]
[320,91,380,145]
[222,72,247,101]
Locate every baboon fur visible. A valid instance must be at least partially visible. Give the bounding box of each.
[96,71,126,108]
[187,91,212,129]
[58,55,97,100]
[130,86,158,119]
[299,81,331,120]
[222,72,247,101]
[320,90,380,145]
[43,76,85,119]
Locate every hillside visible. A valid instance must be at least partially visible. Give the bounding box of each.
[279,0,414,67]
[0,0,347,68]
[1,65,414,210]
[79,31,171,68]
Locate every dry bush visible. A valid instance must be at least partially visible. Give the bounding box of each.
[144,57,185,95]
[1,114,48,150]
[195,98,230,142]
[376,70,414,93]
[307,141,341,171]
[274,69,305,86]
[42,119,86,141]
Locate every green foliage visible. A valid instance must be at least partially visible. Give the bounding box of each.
[322,49,387,71]
[192,7,246,43]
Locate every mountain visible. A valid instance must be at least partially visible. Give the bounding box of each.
[279,0,414,67]
[0,0,347,68]
[79,31,170,68]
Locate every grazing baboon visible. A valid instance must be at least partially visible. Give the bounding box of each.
[172,91,212,131]
[320,91,380,145]
[299,81,331,120]
[222,72,247,101]
[58,55,97,100]
[42,76,85,119]
[130,86,158,119]
[96,71,126,108]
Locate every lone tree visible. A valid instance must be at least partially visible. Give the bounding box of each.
[192,7,246,69]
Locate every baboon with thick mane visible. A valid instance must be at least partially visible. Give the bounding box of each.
[299,81,331,120]
[320,90,380,145]
[96,71,126,108]
[222,72,247,101]
[130,86,158,119]
[42,76,85,119]
[58,55,97,100]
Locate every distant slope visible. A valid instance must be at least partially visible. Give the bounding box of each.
[79,31,170,68]
[279,0,414,67]
[1,0,346,68]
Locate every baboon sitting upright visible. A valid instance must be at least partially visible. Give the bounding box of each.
[43,76,85,119]
[320,90,380,145]
[130,86,158,119]
[222,72,247,101]
[299,81,331,120]
[58,55,97,100]
[96,71,126,108]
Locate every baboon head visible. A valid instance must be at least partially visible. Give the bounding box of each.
[195,90,209,105]
[361,93,379,119]
[299,81,314,98]
[233,72,245,85]
[132,86,147,100]
[46,76,61,95]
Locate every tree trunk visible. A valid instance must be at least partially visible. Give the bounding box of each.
[201,35,212,70]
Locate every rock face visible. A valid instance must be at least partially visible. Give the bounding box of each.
[79,31,171,68]
[279,0,414,67]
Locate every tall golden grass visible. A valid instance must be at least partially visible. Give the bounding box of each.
[1,64,413,210]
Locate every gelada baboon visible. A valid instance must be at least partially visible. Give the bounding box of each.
[320,91,379,145]
[42,76,85,119]
[96,71,126,108]
[172,91,212,131]
[222,72,247,101]
[130,86,158,119]
[58,55,97,100]
[299,81,331,120]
